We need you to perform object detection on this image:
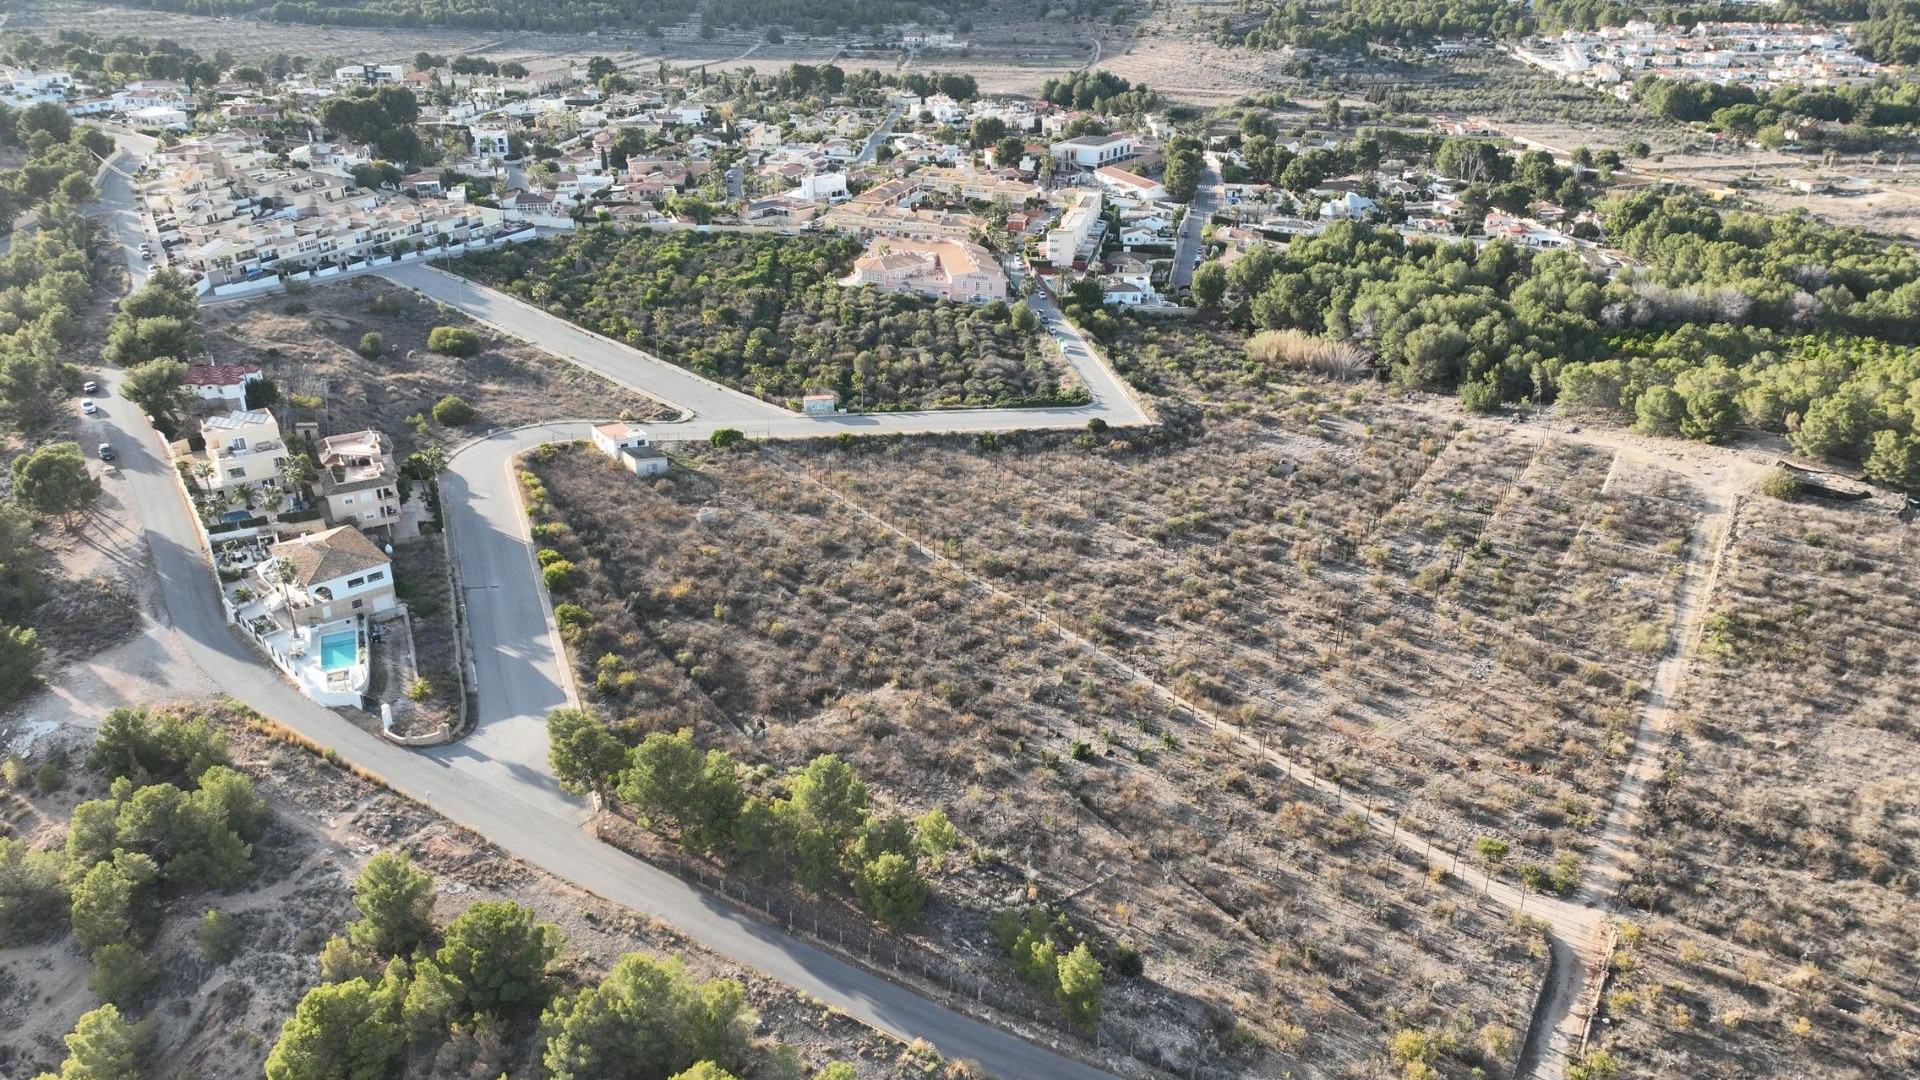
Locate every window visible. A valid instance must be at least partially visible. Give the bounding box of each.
[346,576,364,588]
[227,467,246,479]
[351,598,363,610]
[365,571,384,583]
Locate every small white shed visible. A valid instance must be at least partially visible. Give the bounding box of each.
[591,422,669,477]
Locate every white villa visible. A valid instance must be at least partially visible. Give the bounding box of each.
[198,409,287,491]
[230,525,397,706]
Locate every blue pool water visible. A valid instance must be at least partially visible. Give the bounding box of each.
[319,631,357,671]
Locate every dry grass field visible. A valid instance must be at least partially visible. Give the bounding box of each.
[1593,495,1920,1080]
[201,277,677,450]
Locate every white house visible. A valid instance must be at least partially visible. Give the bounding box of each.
[472,124,513,159]
[262,525,396,629]
[335,64,405,86]
[1093,165,1165,202]
[591,422,669,477]
[1319,191,1377,220]
[185,363,264,407]
[1049,134,1139,170]
[794,172,850,203]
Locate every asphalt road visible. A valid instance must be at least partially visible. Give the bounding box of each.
[380,261,1150,433]
[83,151,1138,1080]
[856,99,906,165]
[1169,153,1222,291]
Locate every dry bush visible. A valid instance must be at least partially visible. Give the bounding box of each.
[1247,329,1369,380]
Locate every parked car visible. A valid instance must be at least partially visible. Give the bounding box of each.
[81,379,98,394]
[97,443,116,461]
[80,398,97,415]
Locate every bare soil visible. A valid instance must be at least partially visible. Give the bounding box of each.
[523,430,1565,1079]
[201,276,679,457]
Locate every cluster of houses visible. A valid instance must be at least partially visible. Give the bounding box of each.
[142,131,535,298]
[170,375,409,707]
[1515,22,1881,95]
[11,48,1206,306]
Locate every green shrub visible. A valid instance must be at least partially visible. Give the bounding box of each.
[431,395,476,426]
[198,908,242,963]
[541,560,577,591]
[1758,467,1799,501]
[426,326,481,357]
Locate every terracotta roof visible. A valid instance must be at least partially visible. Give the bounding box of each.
[269,526,389,588]
[186,363,262,387]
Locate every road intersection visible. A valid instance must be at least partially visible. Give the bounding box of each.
[84,149,1153,1079]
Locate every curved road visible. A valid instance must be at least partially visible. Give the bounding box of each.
[85,154,1148,1078]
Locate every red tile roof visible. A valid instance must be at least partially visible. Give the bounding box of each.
[185,363,262,387]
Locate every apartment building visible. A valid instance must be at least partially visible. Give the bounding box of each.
[841,237,1008,303]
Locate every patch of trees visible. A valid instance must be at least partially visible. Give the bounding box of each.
[104,269,206,438]
[993,905,1105,1032]
[1242,0,1528,51]
[3,29,224,87]
[457,229,1078,411]
[318,85,425,164]
[1038,70,1160,115]
[0,194,117,697]
[1209,193,1920,476]
[1162,136,1206,203]
[0,706,266,1010]
[1633,73,1920,137]
[0,109,115,232]
[262,849,827,1080]
[550,712,958,930]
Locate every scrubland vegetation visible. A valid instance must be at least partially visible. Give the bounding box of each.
[514,363,1711,1073]
[1597,495,1919,1079]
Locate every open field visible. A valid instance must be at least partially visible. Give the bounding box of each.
[201,276,678,450]
[0,703,968,1079]
[1595,494,1920,1080]
[523,434,1553,1078]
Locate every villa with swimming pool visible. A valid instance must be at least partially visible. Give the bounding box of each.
[223,524,398,706]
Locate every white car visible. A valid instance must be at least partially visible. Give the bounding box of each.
[81,398,97,415]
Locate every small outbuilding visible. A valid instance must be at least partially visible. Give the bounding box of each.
[591,422,669,477]
[802,392,840,416]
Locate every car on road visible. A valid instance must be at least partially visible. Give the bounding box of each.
[81,398,97,415]
[97,443,116,461]
[82,380,98,394]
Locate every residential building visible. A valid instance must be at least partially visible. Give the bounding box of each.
[590,423,670,477]
[472,124,513,159]
[1049,134,1139,170]
[199,409,287,491]
[335,64,406,85]
[840,237,1008,304]
[185,363,263,407]
[261,525,396,628]
[1045,191,1104,268]
[1093,165,1165,202]
[822,203,982,241]
[315,430,402,529]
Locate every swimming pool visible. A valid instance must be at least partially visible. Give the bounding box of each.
[319,630,357,672]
